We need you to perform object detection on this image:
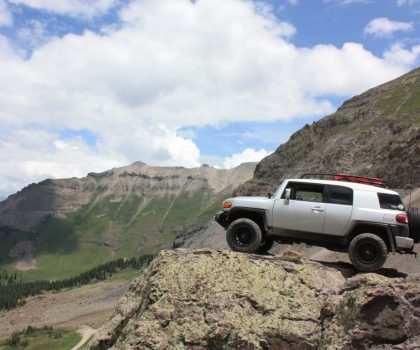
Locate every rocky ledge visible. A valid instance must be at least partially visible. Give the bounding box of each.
[86,249,420,350]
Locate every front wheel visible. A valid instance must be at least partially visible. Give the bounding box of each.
[258,235,274,254]
[226,218,262,253]
[348,233,388,272]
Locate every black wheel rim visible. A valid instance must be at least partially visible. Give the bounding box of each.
[233,227,254,247]
[358,242,378,264]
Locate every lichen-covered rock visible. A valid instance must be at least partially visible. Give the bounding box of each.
[86,250,420,350]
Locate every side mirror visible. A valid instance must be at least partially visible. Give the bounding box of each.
[267,192,272,199]
[284,188,291,205]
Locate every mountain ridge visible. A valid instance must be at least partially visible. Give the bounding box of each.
[234,67,420,197]
[0,161,256,232]
[0,161,256,280]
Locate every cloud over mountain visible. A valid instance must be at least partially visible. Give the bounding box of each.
[364,17,413,37]
[0,0,418,197]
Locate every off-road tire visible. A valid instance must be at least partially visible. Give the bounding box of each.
[408,207,420,243]
[258,235,274,254]
[226,218,262,253]
[348,233,388,272]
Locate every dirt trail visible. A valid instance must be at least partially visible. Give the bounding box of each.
[71,325,96,350]
[0,280,129,338]
[8,241,37,270]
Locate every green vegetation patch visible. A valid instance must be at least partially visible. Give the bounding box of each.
[105,267,140,282]
[194,191,232,225]
[399,92,420,114]
[115,195,145,222]
[0,254,155,311]
[2,189,228,281]
[377,86,405,114]
[0,326,81,350]
[377,84,420,116]
[0,229,32,268]
[35,215,78,254]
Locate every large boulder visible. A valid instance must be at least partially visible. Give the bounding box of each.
[87,249,420,350]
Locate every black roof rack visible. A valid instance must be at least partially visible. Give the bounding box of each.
[300,173,388,187]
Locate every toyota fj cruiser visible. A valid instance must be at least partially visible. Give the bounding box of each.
[215,174,420,272]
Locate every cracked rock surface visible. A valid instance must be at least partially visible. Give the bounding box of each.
[86,249,420,350]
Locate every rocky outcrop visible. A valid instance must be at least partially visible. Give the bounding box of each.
[235,68,420,197]
[172,221,227,250]
[86,249,420,350]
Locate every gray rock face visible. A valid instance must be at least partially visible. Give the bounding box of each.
[172,221,226,250]
[0,162,256,232]
[234,68,420,197]
[86,249,420,350]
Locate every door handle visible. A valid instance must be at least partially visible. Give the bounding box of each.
[311,206,324,213]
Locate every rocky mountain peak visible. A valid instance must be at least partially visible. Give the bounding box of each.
[235,67,420,197]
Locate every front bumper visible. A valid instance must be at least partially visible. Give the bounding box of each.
[214,211,228,229]
[395,236,415,250]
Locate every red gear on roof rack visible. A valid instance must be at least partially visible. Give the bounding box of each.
[300,173,388,187]
[334,174,386,187]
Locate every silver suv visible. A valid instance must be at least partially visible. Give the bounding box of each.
[215,174,419,272]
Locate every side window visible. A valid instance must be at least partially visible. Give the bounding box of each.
[282,182,324,203]
[326,185,353,206]
[378,193,405,210]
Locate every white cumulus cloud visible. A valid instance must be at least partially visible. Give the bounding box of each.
[0,129,124,198]
[0,0,418,198]
[8,0,119,19]
[0,0,12,27]
[223,148,273,169]
[384,43,420,66]
[364,17,413,37]
[0,126,201,198]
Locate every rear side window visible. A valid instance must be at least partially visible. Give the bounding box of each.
[326,185,353,205]
[378,193,405,211]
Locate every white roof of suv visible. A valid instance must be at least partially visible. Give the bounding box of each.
[287,178,399,195]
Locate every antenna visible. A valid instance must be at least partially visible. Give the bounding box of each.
[408,166,414,210]
[408,187,412,210]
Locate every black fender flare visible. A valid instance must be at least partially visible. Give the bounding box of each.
[345,222,395,251]
[226,207,269,232]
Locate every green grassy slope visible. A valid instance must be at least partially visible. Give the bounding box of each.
[1,190,229,281]
[0,327,81,350]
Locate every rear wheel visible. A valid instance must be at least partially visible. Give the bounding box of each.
[226,218,262,253]
[408,207,420,243]
[348,233,388,272]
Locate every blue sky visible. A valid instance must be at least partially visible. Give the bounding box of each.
[0,0,419,198]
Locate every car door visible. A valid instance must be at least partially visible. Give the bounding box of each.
[272,182,326,235]
[323,185,353,236]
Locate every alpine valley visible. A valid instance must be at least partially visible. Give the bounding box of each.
[0,162,256,280]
